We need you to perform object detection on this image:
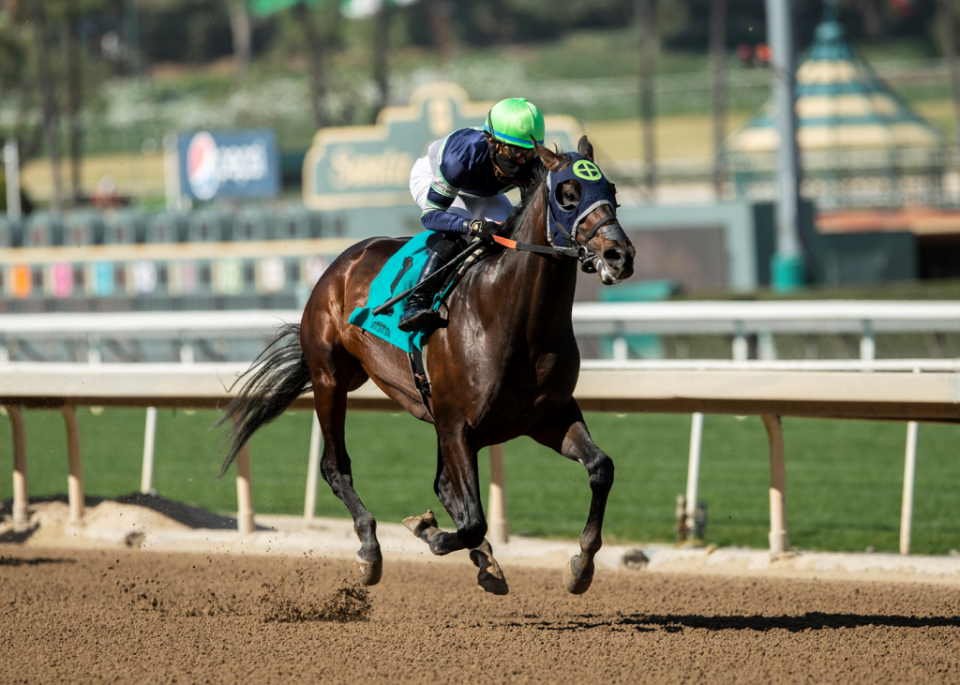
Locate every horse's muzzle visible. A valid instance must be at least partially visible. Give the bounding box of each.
[595,224,635,285]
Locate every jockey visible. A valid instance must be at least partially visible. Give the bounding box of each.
[399,97,546,332]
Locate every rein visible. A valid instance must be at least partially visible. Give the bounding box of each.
[491,181,611,273]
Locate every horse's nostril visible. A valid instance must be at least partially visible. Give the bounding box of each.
[603,248,624,266]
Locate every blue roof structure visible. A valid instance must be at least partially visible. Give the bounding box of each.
[727,7,942,153]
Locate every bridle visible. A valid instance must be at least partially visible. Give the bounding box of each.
[491,174,623,274]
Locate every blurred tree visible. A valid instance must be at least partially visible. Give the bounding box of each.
[30,0,64,211]
[426,0,451,63]
[141,0,235,64]
[373,0,391,119]
[66,0,84,203]
[227,0,252,76]
[637,0,657,195]
[252,0,341,127]
[710,0,727,198]
[844,0,887,37]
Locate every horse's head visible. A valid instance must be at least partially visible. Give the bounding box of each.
[533,135,636,285]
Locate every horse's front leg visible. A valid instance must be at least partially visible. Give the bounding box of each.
[403,442,508,594]
[528,399,614,594]
[401,429,496,569]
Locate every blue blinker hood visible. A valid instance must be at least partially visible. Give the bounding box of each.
[547,153,617,248]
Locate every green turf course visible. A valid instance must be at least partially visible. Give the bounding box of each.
[2,407,957,555]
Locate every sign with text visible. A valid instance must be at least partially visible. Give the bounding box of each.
[178,129,280,201]
[303,83,583,211]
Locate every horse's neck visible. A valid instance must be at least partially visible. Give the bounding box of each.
[493,185,579,333]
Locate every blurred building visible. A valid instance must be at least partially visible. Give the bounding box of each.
[726,5,945,212]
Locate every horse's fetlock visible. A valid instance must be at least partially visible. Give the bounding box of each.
[581,534,602,556]
[355,515,377,540]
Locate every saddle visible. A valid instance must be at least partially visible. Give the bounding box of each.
[407,242,489,417]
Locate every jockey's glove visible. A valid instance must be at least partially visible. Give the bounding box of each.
[467,219,499,244]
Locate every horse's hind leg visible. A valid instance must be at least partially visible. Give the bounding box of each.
[403,442,508,595]
[311,362,383,586]
[528,399,614,595]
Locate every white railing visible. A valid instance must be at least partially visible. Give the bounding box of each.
[4,301,960,363]
[2,362,958,557]
[3,302,959,556]
[571,300,960,362]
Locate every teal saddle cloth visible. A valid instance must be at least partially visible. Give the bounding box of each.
[347,231,435,352]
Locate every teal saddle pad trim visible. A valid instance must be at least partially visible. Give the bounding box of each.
[347,231,435,353]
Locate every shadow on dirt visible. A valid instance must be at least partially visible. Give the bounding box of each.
[0,492,263,536]
[0,555,76,567]
[522,612,960,633]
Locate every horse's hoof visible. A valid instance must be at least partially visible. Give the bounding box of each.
[402,510,438,539]
[563,556,593,595]
[470,548,509,596]
[354,555,383,586]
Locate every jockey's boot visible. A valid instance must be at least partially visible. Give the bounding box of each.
[398,237,460,332]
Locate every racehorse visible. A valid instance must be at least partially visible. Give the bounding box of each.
[217,136,636,595]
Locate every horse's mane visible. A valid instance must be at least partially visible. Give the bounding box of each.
[501,152,571,239]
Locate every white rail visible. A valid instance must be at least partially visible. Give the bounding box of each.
[3,301,960,337]
[3,301,958,554]
[2,362,958,556]
[0,310,300,337]
[3,303,959,367]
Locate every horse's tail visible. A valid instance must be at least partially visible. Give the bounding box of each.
[215,323,312,478]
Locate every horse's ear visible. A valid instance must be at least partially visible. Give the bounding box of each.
[533,137,563,171]
[577,135,595,162]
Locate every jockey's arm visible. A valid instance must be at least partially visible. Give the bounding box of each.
[420,194,469,234]
[420,139,480,234]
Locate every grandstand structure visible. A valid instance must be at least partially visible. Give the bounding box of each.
[0,206,347,314]
[726,3,947,210]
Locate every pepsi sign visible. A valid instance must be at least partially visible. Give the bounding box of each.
[178,129,280,201]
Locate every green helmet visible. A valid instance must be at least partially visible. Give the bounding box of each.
[483,98,545,149]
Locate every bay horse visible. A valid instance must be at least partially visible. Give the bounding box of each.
[218,135,635,595]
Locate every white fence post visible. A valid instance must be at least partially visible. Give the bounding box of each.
[612,322,628,362]
[140,407,158,494]
[860,320,875,362]
[762,414,789,555]
[488,444,509,546]
[304,413,322,519]
[59,406,84,523]
[235,441,255,534]
[685,412,704,539]
[900,420,919,555]
[732,322,749,361]
[900,369,922,555]
[5,405,29,531]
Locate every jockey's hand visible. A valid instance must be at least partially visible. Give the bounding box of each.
[468,219,500,245]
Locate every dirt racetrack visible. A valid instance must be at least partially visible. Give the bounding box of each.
[2,544,959,685]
